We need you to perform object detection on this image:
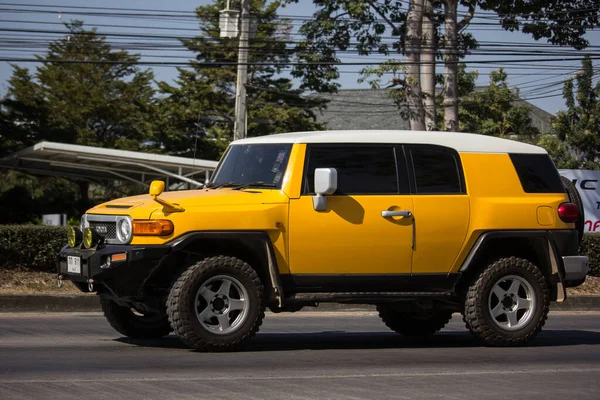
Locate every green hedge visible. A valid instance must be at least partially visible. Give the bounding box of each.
[0,225,599,276]
[580,234,600,276]
[0,225,68,272]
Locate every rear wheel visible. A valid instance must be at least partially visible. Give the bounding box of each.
[377,306,453,336]
[463,257,549,346]
[100,296,172,339]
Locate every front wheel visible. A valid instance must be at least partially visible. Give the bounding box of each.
[463,257,550,346]
[167,256,265,352]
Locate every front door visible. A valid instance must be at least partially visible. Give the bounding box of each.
[287,144,414,292]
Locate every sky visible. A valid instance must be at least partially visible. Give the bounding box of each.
[1,0,599,115]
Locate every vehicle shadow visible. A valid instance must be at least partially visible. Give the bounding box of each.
[115,329,600,352]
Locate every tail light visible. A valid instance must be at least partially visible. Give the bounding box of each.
[558,202,579,223]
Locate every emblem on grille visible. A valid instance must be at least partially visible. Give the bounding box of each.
[95,225,108,235]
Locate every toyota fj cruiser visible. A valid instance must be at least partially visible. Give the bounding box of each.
[58,130,589,351]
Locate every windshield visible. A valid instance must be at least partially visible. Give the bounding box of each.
[209,143,293,189]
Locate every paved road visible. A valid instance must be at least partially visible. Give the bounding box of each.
[1,312,600,400]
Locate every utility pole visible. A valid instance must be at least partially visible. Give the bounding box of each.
[233,0,250,141]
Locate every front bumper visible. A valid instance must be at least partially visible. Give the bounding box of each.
[562,255,589,287]
[57,244,171,293]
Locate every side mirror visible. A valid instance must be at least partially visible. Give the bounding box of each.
[313,168,337,211]
[149,180,165,197]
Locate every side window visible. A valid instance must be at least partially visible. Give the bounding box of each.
[304,145,407,195]
[509,154,565,193]
[410,147,464,194]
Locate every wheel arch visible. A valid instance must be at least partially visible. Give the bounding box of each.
[144,231,284,309]
[458,231,566,302]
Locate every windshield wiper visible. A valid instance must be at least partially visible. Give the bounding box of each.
[231,181,277,190]
[205,182,243,189]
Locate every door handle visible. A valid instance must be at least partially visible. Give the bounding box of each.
[381,210,412,218]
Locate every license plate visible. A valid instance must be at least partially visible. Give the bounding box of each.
[67,256,81,274]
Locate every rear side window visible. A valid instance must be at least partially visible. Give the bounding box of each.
[410,148,464,194]
[510,154,565,193]
[304,145,406,195]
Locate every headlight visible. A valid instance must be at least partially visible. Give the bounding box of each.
[67,227,83,247]
[83,227,100,249]
[116,217,133,244]
[80,214,89,232]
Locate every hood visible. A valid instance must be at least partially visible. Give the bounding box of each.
[86,188,289,219]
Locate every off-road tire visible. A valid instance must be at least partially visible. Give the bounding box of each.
[376,306,453,336]
[167,256,265,352]
[100,296,172,339]
[561,175,585,243]
[463,257,550,346]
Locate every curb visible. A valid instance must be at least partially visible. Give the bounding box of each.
[0,294,101,313]
[0,294,599,313]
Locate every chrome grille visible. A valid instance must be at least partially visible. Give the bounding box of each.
[84,214,132,244]
[89,221,117,240]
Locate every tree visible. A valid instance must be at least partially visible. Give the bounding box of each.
[287,0,478,131]
[552,56,600,169]
[421,0,436,130]
[1,21,157,216]
[442,0,475,131]
[289,0,599,131]
[536,135,578,169]
[479,0,600,50]
[2,21,156,152]
[153,0,325,159]
[459,68,540,138]
[405,0,426,130]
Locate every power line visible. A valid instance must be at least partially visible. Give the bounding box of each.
[1,54,598,67]
[2,1,598,20]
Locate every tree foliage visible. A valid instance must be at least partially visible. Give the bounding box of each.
[0,21,158,221]
[459,68,540,138]
[552,56,600,169]
[479,0,600,50]
[535,135,578,169]
[153,0,325,159]
[285,0,481,130]
[290,0,599,131]
[1,21,157,154]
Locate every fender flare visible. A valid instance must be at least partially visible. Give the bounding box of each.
[167,231,284,308]
[459,230,567,301]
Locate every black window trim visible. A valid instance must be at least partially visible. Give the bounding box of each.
[406,144,467,195]
[301,143,411,196]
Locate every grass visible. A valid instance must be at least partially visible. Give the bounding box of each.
[0,269,90,295]
[1,269,599,296]
[566,275,600,295]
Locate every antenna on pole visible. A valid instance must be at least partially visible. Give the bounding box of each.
[193,115,201,188]
[219,0,258,142]
[233,0,250,141]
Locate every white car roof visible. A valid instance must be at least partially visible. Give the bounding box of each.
[232,130,547,154]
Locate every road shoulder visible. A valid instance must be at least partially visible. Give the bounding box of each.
[1,294,599,312]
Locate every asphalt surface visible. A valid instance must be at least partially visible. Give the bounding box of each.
[1,312,600,400]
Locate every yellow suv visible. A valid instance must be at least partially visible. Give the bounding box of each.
[58,130,589,350]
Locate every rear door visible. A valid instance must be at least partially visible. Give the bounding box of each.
[406,145,470,280]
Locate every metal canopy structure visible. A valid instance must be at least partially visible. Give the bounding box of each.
[0,141,219,188]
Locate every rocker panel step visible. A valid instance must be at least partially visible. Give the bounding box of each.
[286,292,455,304]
